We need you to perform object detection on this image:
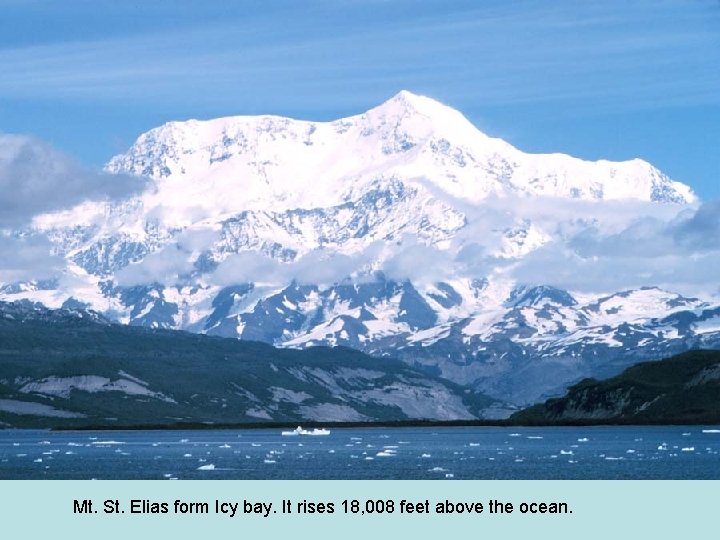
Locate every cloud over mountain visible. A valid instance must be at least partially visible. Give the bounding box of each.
[0,134,148,228]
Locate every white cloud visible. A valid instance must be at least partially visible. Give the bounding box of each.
[510,199,720,296]
[181,195,720,297]
[0,133,147,228]
[114,245,194,287]
[209,244,385,287]
[0,234,63,283]
[209,251,283,287]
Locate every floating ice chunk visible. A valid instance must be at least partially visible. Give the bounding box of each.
[183,453,192,457]
[445,474,454,478]
[376,450,396,457]
[527,436,543,440]
[219,444,231,448]
[560,450,573,455]
[197,464,215,470]
[509,433,521,437]
[702,429,720,434]
[626,449,636,454]
[577,438,589,442]
[429,467,446,472]
[682,433,691,436]
[264,459,276,464]
[469,443,480,447]
[681,447,695,452]
[421,453,431,458]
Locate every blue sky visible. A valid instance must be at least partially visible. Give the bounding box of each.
[1,0,718,198]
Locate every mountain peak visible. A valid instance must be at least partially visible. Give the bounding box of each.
[383,90,444,112]
[366,90,477,133]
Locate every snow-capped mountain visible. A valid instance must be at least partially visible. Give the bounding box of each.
[2,91,714,415]
[106,90,694,213]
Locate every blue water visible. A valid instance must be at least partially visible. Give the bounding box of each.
[1,426,719,479]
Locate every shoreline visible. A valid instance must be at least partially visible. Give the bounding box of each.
[40,418,720,432]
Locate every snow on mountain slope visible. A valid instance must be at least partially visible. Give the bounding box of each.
[106,90,694,218]
[0,91,711,414]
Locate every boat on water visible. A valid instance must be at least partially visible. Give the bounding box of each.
[281,426,331,436]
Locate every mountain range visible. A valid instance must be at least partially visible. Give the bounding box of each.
[2,91,717,416]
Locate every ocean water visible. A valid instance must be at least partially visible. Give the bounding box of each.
[1,426,719,479]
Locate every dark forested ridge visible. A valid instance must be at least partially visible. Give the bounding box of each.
[511,350,720,424]
[0,302,494,428]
